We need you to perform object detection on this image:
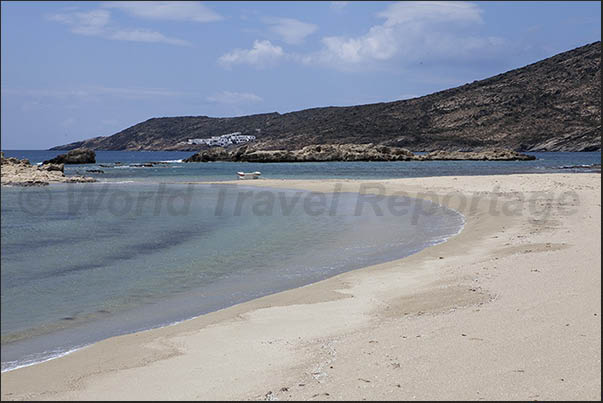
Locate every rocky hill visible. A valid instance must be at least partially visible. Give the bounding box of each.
[52,42,601,152]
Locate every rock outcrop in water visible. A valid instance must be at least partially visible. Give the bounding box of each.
[52,42,600,152]
[39,163,65,172]
[43,148,96,165]
[183,144,535,163]
[183,144,416,162]
[241,144,418,162]
[421,149,536,161]
[1,152,96,186]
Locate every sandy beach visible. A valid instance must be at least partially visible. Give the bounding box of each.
[1,173,600,401]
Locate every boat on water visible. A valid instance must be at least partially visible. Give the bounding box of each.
[237,171,261,179]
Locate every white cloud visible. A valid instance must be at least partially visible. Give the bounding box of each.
[303,1,505,70]
[330,2,349,12]
[320,24,398,64]
[377,1,483,26]
[263,17,318,45]
[48,9,191,46]
[48,10,111,36]
[218,40,285,69]
[102,1,222,23]
[207,91,263,104]
[108,29,190,46]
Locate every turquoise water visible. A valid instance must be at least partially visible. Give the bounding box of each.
[1,150,599,371]
[1,181,464,371]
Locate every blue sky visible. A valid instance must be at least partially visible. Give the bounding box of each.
[1,1,600,149]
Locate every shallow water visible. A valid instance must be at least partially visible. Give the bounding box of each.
[3,150,601,183]
[1,182,464,371]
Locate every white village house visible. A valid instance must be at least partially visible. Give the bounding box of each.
[185,132,256,147]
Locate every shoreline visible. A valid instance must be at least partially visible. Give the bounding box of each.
[1,183,466,374]
[1,173,600,400]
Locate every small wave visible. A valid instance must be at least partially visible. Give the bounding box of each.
[559,164,600,169]
[101,180,136,184]
[1,345,87,373]
[159,159,183,163]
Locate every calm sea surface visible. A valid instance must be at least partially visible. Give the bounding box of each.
[1,150,599,371]
[2,150,601,182]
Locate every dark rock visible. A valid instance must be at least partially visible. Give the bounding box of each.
[39,163,64,172]
[184,144,415,163]
[43,148,96,164]
[291,144,416,162]
[86,169,104,173]
[12,180,50,187]
[183,144,534,163]
[238,149,296,162]
[421,148,536,161]
[129,162,160,167]
[183,147,231,162]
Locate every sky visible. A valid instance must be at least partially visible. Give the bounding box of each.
[1,1,600,149]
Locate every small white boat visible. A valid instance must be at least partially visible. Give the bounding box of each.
[237,171,261,179]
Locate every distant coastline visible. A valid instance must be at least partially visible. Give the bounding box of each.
[0,150,600,185]
[51,42,600,153]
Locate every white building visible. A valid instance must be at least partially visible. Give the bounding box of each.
[187,132,256,147]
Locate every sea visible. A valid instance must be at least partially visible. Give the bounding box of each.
[1,150,600,372]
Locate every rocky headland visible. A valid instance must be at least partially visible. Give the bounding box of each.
[43,148,96,165]
[183,144,535,163]
[1,152,96,186]
[52,42,600,153]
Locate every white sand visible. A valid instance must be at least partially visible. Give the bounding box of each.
[1,173,600,400]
